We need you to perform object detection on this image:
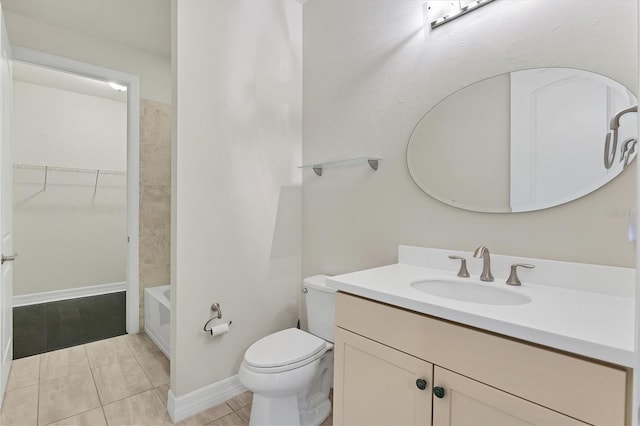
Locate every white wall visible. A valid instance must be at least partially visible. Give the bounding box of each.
[4,11,170,104]
[302,0,637,281]
[173,0,302,396]
[13,82,126,170]
[13,81,127,295]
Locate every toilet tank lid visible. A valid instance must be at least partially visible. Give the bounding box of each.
[303,275,335,293]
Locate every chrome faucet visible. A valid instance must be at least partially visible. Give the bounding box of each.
[473,246,494,282]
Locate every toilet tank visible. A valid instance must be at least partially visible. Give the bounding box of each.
[304,275,336,342]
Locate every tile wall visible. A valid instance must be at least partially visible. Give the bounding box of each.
[139,99,171,331]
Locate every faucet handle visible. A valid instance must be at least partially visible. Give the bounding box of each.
[506,263,535,286]
[448,256,470,278]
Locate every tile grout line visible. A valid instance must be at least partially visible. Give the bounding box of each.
[99,380,169,409]
[11,334,169,425]
[99,405,108,426]
[88,335,168,410]
[40,406,102,426]
[4,355,41,392]
[36,354,41,426]
[83,340,111,425]
[131,348,155,386]
[85,335,136,370]
[101,340,166,411]
[85,344,107,409]
[202,405,249,426]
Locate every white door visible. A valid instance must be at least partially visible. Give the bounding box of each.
[510,68,637,211]
[0,5,12,406]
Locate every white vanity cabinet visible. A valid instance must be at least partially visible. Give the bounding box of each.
[333,293,629,426]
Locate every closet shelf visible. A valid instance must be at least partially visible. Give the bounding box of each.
[299,157,381,176]
[13,163,126,193]
[13,163,126,175]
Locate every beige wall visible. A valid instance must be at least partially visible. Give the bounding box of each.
[173,0,302,396]
[409,73,510,211]
[139,99,171,330]
[302,0,637,281]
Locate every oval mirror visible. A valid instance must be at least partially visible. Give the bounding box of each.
[407,68,637,213]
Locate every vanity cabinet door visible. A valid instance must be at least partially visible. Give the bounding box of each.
[333,327,433,426]
[432,366,586,426]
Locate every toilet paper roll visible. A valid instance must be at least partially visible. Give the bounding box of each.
[209,322,230,337]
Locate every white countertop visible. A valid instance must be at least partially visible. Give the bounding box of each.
[327,258,635,367]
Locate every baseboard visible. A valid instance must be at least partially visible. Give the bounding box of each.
[167,375,247,423]
[13,282,127,307]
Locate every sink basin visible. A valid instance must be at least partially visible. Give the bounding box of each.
[411,279,532,306]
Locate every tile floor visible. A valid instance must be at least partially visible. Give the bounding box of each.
[13,292,126,359]
[0,333,255,426]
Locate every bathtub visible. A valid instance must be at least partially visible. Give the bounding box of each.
[144,285,170,359]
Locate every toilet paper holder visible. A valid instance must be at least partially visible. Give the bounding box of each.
[203,302,232,333]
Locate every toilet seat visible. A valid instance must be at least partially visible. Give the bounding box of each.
[243,328,332,374]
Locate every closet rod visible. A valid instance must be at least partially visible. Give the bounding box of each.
[12,163,126,176]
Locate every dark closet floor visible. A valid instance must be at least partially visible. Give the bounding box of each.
[13,291,127,359]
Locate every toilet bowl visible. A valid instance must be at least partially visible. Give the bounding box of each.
[239,276,335,426]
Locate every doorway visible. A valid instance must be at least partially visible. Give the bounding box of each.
[11,61,129,357]
[10,48,141,347]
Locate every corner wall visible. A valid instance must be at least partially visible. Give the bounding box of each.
[302,0,637,280]
[173,0,302,395]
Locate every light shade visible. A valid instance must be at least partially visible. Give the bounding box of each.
[428,0,496,29]
[108,82,128,92]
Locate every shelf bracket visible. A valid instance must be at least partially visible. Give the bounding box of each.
[367,159,379,171]
[93,170,100,195]
[313,167,323,176]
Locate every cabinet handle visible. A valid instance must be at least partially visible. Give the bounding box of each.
[433,386,446,399]
[415,378,427,390]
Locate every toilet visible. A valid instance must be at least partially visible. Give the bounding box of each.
[239,275,335,426]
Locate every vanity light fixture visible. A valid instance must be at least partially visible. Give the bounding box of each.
[428,0,496,29]
[108,82,127,92]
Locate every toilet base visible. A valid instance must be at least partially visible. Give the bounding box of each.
[249,391,331,426]
[299,392,331,426]
[249,394,300,426]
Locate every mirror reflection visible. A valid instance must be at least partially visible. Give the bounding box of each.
[407,68,637,213]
